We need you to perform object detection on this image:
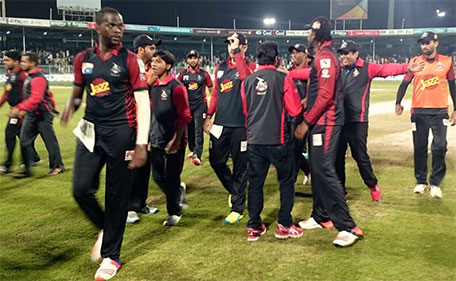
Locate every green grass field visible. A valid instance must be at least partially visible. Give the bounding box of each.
[0,81,455,281]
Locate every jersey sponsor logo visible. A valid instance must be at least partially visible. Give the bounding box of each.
[111,63,122,77]
[420,75,439,90]
[188,81,198,90]
[183,75,189,81]
[255,77,268,95]
[4,83,12,92]
[160,89,169,101]
[353,68,359,77]
[137,59,146,80]
[320,59,331,69]
[217,70,224,79]
[220,80,234,93]
[90,78,111,97]
[82,62,94,74]
[321,68,330,78]
[9,73,16,82]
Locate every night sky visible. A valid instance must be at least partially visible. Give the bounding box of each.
[4,0,456,29]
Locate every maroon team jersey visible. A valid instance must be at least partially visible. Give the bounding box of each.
[73,43,147,127]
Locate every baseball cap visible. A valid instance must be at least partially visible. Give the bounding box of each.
[337,40,358,53]
[186,50,200,58]
[304,16,332,36]
[224,32,248,45]
[288,43,313,59]
[133,34,162,50]
[417,31,438,43]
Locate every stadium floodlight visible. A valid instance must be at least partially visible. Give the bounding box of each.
[78,33,82,37]
[263,17,276,26]
[203,38,206,42]
[436,9,446,17]
[6,30,10,34]
[43,31,48,35]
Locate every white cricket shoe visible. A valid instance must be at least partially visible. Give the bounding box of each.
[413,184,427,194]
[430,185,442,199]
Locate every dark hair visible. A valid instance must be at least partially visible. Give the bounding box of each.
[22,53,40,65]
[96,7,121,25]
[4,50,21,61]
[313,30,332,44]
[257,41,279,65]
[153,50,176,68]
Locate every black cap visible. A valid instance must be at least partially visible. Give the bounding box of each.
[288,43,313,58]
[186,50,200,58]
[133,34,162,50]
[304,16,332,36]
[417,31,438,43]
[224,32,248,45]
[337,40,358,53]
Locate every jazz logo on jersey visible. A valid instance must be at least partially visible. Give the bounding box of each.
[188,82,198,90]
[90,78,111,97]
[82,63,94,74]
[220,80,233,92]
[420,76,439,90]
[255,77,268,95]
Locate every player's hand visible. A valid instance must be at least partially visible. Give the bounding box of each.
[294,122,308,141]
[128,144,148,169]
[60,105,74,125]
[301,98,307,110]
[450,111,456,126]
[408,59,425,73]
[165,135,180,154]
[8,107,20,118]
[277,67,289,74]
[395,104,403,116]
[203,118,213,134]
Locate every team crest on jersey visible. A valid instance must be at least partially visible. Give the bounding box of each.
[111,63,122,77]
[160,89,169,101]
[353,68,359,77]
[234,72,240,79]
[437,62,443,69]
[188,82,198,90]
[197,74,202,81]
[217,70,224,79]
[90,78,111,97]
[82,62,94,74]
[220,80,234,93]
[9,73,16,82]
[255,77,268,95]
[183,75,189,81]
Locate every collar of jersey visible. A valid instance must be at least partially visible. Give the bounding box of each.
[315,41,333,56]
[153,74,174,86]
[94,43,123,60]
[186,66,201,73]
[27,68,41,75]
[12,66,22,74]
[257,65,277,71]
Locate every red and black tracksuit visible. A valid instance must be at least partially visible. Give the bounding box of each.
[304,41,357,232]
[207,51,256,214]
[335,58,409,192]
[0,67,40,170]
[241,65,303,229]
[15,68,63,175]
[178,66,213,160]
[72,43,147,260]
[149,75,191,217]
[289,64,311,178]
[396,53,455,187]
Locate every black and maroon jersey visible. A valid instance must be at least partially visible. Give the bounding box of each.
[0,67,26,107]
[342,58,408,123]
[73,43,147,127]
[207,52,256,128]
[288,65,309,100]
[149,75,191,149]
[177,66,213,111]
[305,41,344,126]
[241,65,302,145]
[16,68,53,114]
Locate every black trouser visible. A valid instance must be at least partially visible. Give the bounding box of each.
[3,117,40,168]
[309,125,356,232]
[128,157,151,212]
[411,113,448,186]
[335,122,378,192]
[247,144,296,229]
[209,127,248,214]
[72,125,135,260]
[294,138,310,178]
[20,112,63,174]
[187,103,207,159]
[150,146,185,216]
